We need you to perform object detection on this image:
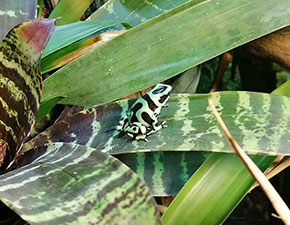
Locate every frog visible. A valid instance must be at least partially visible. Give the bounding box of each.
[117,83,172,141]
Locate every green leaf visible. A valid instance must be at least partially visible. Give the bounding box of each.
[41,36,100,74]
[0,19,56,170]
[272,80,290,97]
[17,91,290,195]
[88,0,194,27]
[35,96,64,125]
[161,153,275,225]
[121,22,133,29]
[116,152,207,196]
[0,143,161,225]
[42,0,290,105]
[162,85,290,224]
[0,0,37,42]
[42,20,118,58]
[49,0,95,25]
[23,92,290,156]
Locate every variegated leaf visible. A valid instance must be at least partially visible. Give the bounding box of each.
[0,142,161,225]
[0,19,56,170]
[116,152,208,196]
[21,92,290,156]
[17,91,290,195]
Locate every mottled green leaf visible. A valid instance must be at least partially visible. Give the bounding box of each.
[21,92,290,156]
[17,91,290,195]
[35,96,64,125]
[49,0,95,25]
[0,19,56,170]
[0,143,161,225]
[0,0,36,42]
[42,0,290,105]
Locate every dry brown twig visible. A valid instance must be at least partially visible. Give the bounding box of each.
[249,157,290,192]
[208,97,290,225]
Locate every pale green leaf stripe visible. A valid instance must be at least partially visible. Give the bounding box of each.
[0,143,161,225]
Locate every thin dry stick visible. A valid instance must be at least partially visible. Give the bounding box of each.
[250,157,290,192]
[208,97,290,225]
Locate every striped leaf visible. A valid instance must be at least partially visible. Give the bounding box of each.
[42,0,290,105]
[0,19,56,170]
[0,0,36,42]
[17,91,290,195]
[21,92,290,156]
[116,152,208,196]
[0,142,161,225]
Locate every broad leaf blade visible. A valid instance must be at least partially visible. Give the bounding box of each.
[42,0,290,105]
[0,0,36,42]
[49,0,94,25]
[17,91,290,195]
[0,19,56,170]
[0,143,161,225]
[21,92,290,156]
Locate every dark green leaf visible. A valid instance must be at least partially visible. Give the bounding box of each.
[121,22,133,29]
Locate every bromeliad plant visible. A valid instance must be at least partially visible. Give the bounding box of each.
[1,0,290,225]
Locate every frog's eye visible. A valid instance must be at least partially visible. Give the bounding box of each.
[133,126,138,132]
[152,86,167,94]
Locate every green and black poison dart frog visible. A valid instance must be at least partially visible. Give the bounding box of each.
[117,83,172,141]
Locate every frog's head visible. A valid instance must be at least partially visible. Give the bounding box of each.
[125,122,147,140]
[149,83,172,106]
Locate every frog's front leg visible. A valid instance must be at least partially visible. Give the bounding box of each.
[146,119,167,137]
